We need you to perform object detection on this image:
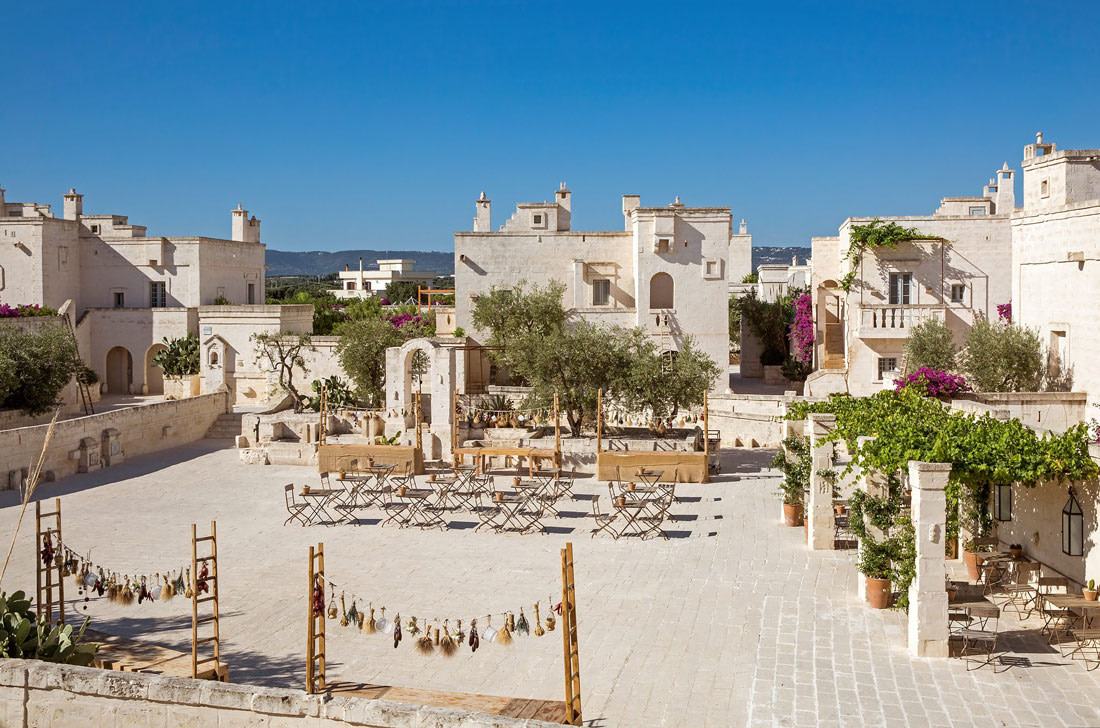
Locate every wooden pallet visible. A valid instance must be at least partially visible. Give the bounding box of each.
[327,682,567,722]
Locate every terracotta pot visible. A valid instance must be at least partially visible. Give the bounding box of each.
[616,496,626,507]
[1009,547,1023,559]
[495,492,505,503]
[834,504,846,516]
[963,551,985,581]
[398,486,408,496]
[782,503,804,527]
[947,587,958,603]
[627,483,636,492]
[427,473,436,482]
[302,485,311,495]
[866,576,891,609]
[1084,590,1099,602]
[946,537,959,560]
[513,476,522,487]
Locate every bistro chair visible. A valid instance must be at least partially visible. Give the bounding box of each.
[283,484,309,527]
[957,604,1001,670]
[588,496,619,539]
[1037,575,1073,642]
[1001,561,1039,619]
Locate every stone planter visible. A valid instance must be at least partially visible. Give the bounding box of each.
[782,502,803,527]
[963,550,985,581]
[164,374,200,400]
[866,576,891,609]
[946,537,958,560]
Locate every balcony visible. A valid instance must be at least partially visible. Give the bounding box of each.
[857,304,945,339]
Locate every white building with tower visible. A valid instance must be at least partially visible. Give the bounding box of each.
[453,183,753,389]
[0,186,308,403]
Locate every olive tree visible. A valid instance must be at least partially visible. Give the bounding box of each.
[251,332,314,412]
[0,323,80,415]
[904,318,956,372]
[958,317,1042,392]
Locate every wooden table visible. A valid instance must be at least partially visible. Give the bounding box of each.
[454,447,558,476]
[301,489,345,525]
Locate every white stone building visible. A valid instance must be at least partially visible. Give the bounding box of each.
[1012,134,1100,411]
[808,165,1015,395]
[454,184,752,389]
[0,187,301,403]
[331,258,438,300]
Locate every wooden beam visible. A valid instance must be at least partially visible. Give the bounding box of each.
[595,388,602,455]
[702,390,709,484]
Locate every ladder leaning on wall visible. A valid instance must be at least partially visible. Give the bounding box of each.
[58,301,93,415]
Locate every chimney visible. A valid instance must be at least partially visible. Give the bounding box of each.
[995,162,1015,213]
[555,182,572,231]
[231,203,261,243]
[622,195,641,231]
[739,218,748,235]
[474,191,491,232]
[63,188,83,220]
[792,255,799,266]
[0,185,5,209]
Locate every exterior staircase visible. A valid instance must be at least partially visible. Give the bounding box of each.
[205,412,244,440]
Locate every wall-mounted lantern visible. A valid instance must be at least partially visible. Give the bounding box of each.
[1062,486,1083,557]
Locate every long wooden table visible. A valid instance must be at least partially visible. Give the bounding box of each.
[85,628,227,681]
[326,681,567,723]
[454,446,559,476]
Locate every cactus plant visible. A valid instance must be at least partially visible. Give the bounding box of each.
[0,590,97,666]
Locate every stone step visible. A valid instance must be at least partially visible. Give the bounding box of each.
[204,413,245,439]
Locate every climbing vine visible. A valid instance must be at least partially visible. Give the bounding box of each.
[787,388,1098,609]
[839,219,944,293]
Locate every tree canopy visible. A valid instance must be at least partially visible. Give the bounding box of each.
[0,323,81,415]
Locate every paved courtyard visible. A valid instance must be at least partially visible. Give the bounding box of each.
[2,441,1099,727]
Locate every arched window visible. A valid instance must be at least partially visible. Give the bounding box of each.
[649,273,674,309]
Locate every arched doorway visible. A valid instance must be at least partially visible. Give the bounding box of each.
[817,281,844,369]
[404,345,433,424]
[650,272,674,309]
[145,343,167,395]
[105,346,133,394]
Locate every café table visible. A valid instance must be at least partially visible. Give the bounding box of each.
[390,488,447,530]
[301,489,345,526]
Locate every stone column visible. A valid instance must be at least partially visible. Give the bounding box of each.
[807,414,836,550]
[908,460,952,658]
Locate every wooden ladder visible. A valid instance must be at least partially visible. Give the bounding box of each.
[35,498,65,626]
[62,312,94,415]
[560,542,582,726]
[306,543,326,694]
[191,521,226,681]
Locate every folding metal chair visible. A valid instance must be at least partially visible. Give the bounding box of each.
[284,484,309,526]
[958,604,1000,670]
[1037,576,1072,641]
[1001,562,1039,619]
[587,495,618,539]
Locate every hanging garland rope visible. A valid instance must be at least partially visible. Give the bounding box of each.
[42,532,196,613]
[314,571,559,654]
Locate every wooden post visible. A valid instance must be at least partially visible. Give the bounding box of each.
[319,384,327,446]
[306,543,326,694]
[414,391,423,451]
[560,542,582,726]
[702,390,710,484]
[554,393,561,465]
[596,388,602,455]
[35,498,64,626]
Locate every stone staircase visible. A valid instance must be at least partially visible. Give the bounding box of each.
[205,412,244,440]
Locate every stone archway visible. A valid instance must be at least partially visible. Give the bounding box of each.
[145,343,167,395]
[105,346,133,394]
[403,342,437,425]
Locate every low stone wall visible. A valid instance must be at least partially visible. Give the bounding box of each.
[0,659,557,728]
[707,393,816,448]
[949,391,1088,433]
[0,391,230,489]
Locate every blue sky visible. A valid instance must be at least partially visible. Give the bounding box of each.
[3,1,1099,252]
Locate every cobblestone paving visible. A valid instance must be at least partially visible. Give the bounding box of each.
[2,441,1099,727]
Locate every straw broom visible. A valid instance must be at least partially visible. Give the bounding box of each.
[0,406,61,589]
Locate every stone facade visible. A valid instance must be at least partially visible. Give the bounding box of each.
[454,185,751,389]
[1011,134,1100,412]
[809,164,1015,395]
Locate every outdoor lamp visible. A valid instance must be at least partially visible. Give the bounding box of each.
[1062,486,1083,557]
[993,483,1012,522]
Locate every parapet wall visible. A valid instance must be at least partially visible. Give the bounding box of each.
[0,659,557,728]
[0,391,229,489]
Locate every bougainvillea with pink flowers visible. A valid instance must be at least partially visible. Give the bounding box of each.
[894,367,971,398]
[788,294,814,363]
[0,303,58,318]
[996,300,1012,323]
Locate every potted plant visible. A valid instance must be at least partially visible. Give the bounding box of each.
[1085,579,1098,602]
[772,436,810,527]
[1009,543,1023,559]
[946,580,958,603]
[860,542,892,609]
[960,483,994,580]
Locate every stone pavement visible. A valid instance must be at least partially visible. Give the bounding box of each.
[2,442,1099,727]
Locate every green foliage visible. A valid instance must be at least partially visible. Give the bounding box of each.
[377,431,402,446]
[307,375,354,411]
[265,276,338,302]
[958,316,1043,392]
[410,349,430,392]
[480,393,513,413]
[739,287,807,367]
[252,332,314,412]
[76,364,99,387]
[384,280,421,304]
[618,336,721,427]
[212,295,232,305]
[335,318,400,408]
[343,297,383,322]
[841,219,941,293]
[904,318,956,372]
[0,323,80,415]
[0,590,97,665]
[728,296,742,352]
[771,435,810,505]
[453,326,466,338]
[741,273,758,283]
[152,334,200,377]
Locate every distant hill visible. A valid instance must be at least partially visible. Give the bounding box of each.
[752,246,811,269]
[266,246,812,277]
[265,249,454,277]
